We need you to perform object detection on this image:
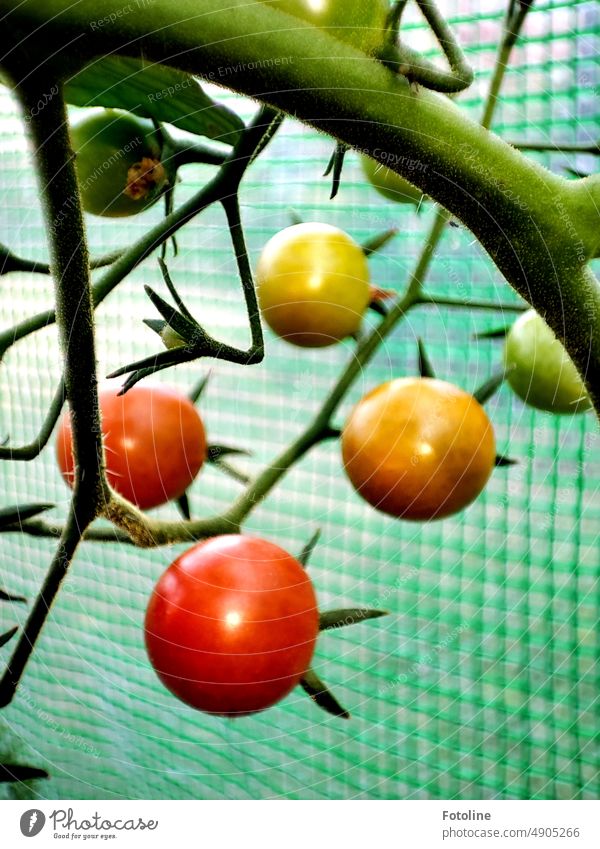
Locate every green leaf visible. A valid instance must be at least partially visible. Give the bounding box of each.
[417,337,436,379]
[298,529,321,568]
[473,325,511,340]
[0,763,49,783]
[207,444,251,461]
[361,228,398,257]
[300,669,350,719]
[473,367,508,405]
[65,56,244,144]
[0,627,18,649]
[0,589,26,604]
[319,608,388,631]
[176,492,191,521]
[0,503,53,530]
[495,454,518,467]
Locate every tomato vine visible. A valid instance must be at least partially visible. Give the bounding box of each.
[0,0,597,719]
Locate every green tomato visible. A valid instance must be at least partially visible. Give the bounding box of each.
[70,109,168,217]
[503,309,591,414]
[360,154,425,205]
[261,0,389,55]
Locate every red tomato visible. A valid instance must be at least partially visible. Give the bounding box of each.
[56,383,206,510]
[342,377,496,520]
[144,535,319,716]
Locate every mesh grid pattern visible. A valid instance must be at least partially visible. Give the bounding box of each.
[0,0,598,800]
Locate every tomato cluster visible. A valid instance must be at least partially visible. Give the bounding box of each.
[58,85,592,721]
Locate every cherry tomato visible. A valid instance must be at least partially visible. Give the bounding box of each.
[504,309,591,414]
[261,0,389,55]
[70,109,168,217]
[56,383,206,510]
[360,154,425,206]
[341,377,496,520]
[145,535,319,716]
[257,222,371,347]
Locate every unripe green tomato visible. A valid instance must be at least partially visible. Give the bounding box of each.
[70,109,168,217]
[360,154,425,205]
[257,222,371,348]
[261,0,389,55]
[503,309,591,414]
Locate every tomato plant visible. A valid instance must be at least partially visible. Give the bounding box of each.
[261,0,389,55]
[56,383,206,509]
[70,109,169,217]
[256,222,371,347]
[144,535,319,716]
[360,155,425,206]
[341,377,496,520]
[503,309,591,414]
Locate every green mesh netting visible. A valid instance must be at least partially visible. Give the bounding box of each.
[0,0,598,801]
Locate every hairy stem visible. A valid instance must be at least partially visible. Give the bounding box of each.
[0,78,106,705]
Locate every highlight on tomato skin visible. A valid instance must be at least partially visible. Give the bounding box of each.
[256,222,371,348]
[56,382,206,510]
[144,535,320,717]
[341,377,497,521]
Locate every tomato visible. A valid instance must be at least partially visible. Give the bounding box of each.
[144,535,319,716]
[504,309,591,414]
[360,154,425,205]
[56,382,206,510]
[341,377,496,520]
[70,109,168,217]
[261,0,389,55]
[257,222,371,347]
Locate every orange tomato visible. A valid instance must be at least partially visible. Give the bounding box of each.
[341,377,496,520]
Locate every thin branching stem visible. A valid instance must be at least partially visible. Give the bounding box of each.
[0,78,106,706]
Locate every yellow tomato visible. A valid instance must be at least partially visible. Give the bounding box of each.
[256,223,371,348]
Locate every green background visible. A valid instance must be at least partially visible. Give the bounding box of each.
[0,0,598,800]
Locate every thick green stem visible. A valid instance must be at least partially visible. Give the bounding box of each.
[17,79,105,509]
[0,79,107,705]
[1,0,597,408]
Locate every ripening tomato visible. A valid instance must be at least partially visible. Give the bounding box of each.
[145,535,319,716]
[56,383,206,510]
[256,222,371,347]
[70,109,168,217]
[261,0,389,55]
[503,309,591,414]
[341,377,496,520]
[360,154,425,206]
